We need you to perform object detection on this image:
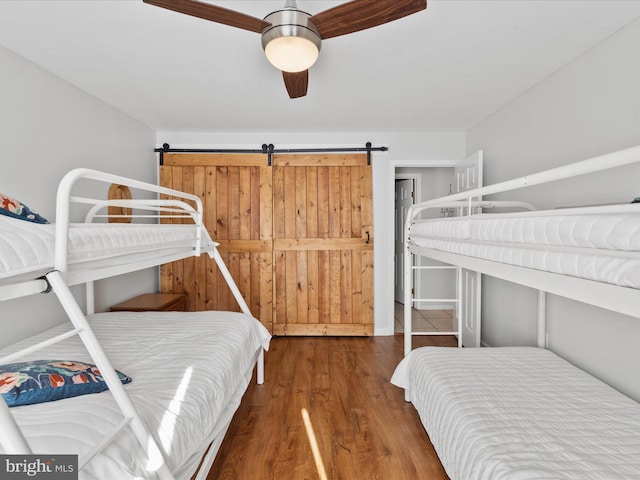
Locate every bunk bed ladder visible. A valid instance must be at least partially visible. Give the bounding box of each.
[413,264,462,342]
[0,271,175,479]
[404,253,463,358]
[47,271,175,478]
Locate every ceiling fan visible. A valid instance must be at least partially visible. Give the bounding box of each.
[142,0,427,99]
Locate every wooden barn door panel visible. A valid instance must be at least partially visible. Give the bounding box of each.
[159,154,273,332]
[272,154,374,336]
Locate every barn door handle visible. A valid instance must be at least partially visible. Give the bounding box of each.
[365,231,370,244]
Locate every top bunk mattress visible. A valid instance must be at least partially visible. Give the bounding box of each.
[391,346,640,480]
[0,310,271,479]
[408,210,640,288]
[0,215,211,281]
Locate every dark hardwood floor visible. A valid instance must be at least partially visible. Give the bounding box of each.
[208,334,455,480]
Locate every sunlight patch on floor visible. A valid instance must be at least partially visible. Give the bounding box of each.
[302,408,328,480]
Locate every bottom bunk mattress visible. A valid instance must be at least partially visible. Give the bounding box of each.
[0,310,271,479]
[391,347,640,480]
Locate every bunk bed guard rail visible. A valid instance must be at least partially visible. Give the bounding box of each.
[54,168,207,273]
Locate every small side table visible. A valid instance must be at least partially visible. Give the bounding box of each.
[110,293,185,312]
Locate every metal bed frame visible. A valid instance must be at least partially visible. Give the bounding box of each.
[403,145,640,358]
[0,168,264,480]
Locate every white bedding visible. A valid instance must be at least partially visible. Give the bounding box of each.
[0,215,211,280]
[0,311,271,479]
[409,211,640,288]
[391,347,640,480]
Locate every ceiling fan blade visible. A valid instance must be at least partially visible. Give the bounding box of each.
[309,0,426,39]
[283,70,308,99]
[143,0,270,33]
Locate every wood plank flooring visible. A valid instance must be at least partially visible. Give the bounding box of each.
[208,334,455,480]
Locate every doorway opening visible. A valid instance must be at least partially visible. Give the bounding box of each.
[394,167,456,335]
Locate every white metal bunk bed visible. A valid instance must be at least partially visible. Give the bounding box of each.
[392,145,640,479]
[0,168,270,479]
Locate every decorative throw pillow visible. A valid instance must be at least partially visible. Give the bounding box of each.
[0,360,131,407]
[0,193,49,224]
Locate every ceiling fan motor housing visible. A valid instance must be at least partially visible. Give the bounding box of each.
[261,8,322,73]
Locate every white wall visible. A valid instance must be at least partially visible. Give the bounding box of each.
[467,18,640,400]
[157,131,466,335]
[0,46,158,348]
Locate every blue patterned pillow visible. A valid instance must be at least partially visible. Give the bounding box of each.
[0,360,131,407]
[0,193,49,224]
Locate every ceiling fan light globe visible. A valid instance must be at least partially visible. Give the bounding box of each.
[265,36,319,72]
[261,8,321,74]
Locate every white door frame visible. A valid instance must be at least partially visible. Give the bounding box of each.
[394,174,421,305]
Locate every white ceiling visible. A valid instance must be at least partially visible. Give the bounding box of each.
[1,0,640,133]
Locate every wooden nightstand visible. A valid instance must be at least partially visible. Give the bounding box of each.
[110,293,185,312]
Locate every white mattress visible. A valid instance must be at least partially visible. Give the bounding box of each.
[391,347,640,480]
[0,215,210,280]
[409,211,640,288]
[0,311,271,480]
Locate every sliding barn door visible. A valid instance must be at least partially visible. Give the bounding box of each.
[160,152,374,336]
[272,154,374,335]
[159,154,273,332]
